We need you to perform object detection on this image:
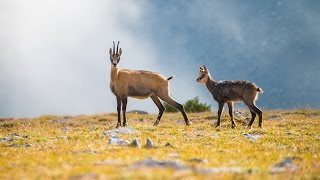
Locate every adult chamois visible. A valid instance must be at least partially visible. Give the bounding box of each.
[108,41,191,127]
[196,65,263,129]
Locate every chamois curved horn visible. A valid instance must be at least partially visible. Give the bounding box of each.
[116,41,120,54]
[113,41,115,55]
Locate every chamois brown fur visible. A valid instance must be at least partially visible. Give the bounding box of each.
[197,65,263,129]
[108,41,191,127]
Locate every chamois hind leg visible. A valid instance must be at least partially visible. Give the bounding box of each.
[116,97,122,128]
[159,95,191,126]
[217,102,224,128]
[227,102,236,129]
[248,109,256,129]
[121,97,128,127]
[245,101,262,128]
[150,95,165,126]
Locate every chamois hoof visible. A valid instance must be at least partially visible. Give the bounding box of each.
[123,123,127,127]
[258,124,263,128]
[153,121,160,126]
[248,125,252,129]
[116,123,122,128]
[186,121,192,126]
[231,125,236,129]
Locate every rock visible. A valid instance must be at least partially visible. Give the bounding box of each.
[103,127,136,136]
[7,143,33,147]
[9,132,28,138]
[69,173,98,180]
[267,114,282,120]
[242,132,261,141]
[187,158,208,164]
[129,157,188,170]
[269,157,300,174]
[130,138,140,148]
[195,166,242,174]
[52,118,72,123]
[108,135,130,146]
[0,137,14,142]
[94,159,120,166]
[146,138,154,148]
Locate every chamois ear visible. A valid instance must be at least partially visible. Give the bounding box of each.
[119,48,122,56]
[109,48,113,55]
[198,64,203,70]
[203,65,208,72]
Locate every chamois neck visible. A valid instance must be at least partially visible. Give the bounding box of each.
[110,66,119,81]
[205,76,217,91]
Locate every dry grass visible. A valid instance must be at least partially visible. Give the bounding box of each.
[0,109,320,179]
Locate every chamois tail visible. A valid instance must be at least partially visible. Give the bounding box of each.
[167,76,175,81]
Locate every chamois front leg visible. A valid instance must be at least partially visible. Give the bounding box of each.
[150,95,165,126]
[216,102,224,128]
[227,102,236,129]
[116,97,122,128]
[122,97,128,127]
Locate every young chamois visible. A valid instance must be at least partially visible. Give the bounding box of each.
[108,41,191,127]
[196,65,263,129]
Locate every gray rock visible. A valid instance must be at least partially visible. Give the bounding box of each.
[69,173,98,180]
[146,138,154,148]
[9,132,28,138]
[130,138,140,148]
[0,137,14,142]
[129,157,188,170]
[52,118,72,123]
[269,157,300,174]
[94,159,120,166]
[7,143,33,147]
[187,158,208,164]
[108,135,130,146]
[103,127,136,136]
[267,114,282,120]
[242,132,261,141]
[194,166,242,174]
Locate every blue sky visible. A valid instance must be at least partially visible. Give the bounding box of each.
[1,0,320,117]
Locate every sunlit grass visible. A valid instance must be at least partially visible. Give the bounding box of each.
[0,109,319,179]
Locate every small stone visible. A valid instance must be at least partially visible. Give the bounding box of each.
[130,138,140,148]
[242,132,260,141]
[108,135,130,146]
[146,138,154,148]
[195,166,242,174]
[187,158,208,164]
[129,157,188,170]
[269,156,300,174]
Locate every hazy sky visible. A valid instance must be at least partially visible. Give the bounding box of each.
[1,0,320,117]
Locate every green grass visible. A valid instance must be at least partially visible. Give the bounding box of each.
[0,109,320,179]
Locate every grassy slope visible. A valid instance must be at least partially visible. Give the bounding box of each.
[0,109,319,179]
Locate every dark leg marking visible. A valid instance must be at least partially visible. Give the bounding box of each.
[217,102,224,127]
[150,95,165,126]
[122,97,128,127]
[116,97,122,128]
[227,102,236,129]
